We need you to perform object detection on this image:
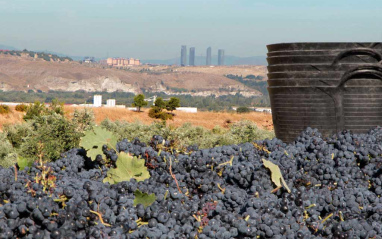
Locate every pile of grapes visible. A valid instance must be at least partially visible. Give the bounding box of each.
[1,127,382,238]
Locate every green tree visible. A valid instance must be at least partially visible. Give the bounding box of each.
[132,94,148,112]
[154,97,166,110]
[166,97,180,113]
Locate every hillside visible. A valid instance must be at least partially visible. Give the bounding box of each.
[133,65,267,79]
[0,54,264,97]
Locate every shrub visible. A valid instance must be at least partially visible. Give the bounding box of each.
[20,114,83,161]
[72,108,95,132]
[18,104,28,112]
[236,106,251,114]
[0,105,11,114]
[23,101,47,120]
[227,120,275,143]
[15,104,28,112]
[23,99,64,121]
[49,98,65,116]
[101,119,171,143]
[101,119,274,150]
[0,132,17,168]
[3,122,34,148]
[148,106,173,120]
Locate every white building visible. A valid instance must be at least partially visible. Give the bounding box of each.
[176,107,197,113]
[93,95,102,107]
[106,99,116,107]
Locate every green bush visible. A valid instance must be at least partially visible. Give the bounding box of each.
[72,108,95,132]
[0,105,11,114]
[101,119,172,144]
[101,119,274,149]
[148,106,173,120]
[23,99,64,121]
[49,98,65,115]
[20,114,83,161]
[227,120,275,143]
[236,106,251,114]
[3,104,87,163]
[15,104,28,112]
[0,132,18,168]
[23,101,47,120]
[3,122,33,148]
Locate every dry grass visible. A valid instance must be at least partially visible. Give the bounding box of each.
[0,106,273,131]
[65,106,273,130]
[0,107,25,130]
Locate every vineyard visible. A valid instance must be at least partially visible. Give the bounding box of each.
[0,103,381,238]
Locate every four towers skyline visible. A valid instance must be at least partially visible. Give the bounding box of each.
[180,46,224,66]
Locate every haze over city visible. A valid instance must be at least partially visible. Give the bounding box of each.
[1,0,381,60]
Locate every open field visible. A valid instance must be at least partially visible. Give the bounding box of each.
[0,106,273,131]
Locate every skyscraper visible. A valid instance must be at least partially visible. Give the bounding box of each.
[206,47,211,66]
[189,47,195,66]
[181,45,187,66]
[218,49,225,66]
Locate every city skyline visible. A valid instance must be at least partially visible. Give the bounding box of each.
[1,0,381,59]
[180,46,226,66]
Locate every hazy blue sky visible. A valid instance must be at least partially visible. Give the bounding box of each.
[0,0,381,59]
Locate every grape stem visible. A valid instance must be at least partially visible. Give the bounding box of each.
[168,157,182,194]
[217,183,226,194]
[271,186,282,194]
[218,156,234,168]
[89,210,111,227]
[14,165,17,182]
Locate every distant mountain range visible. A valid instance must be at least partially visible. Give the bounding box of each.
[141,55,267,66]
[0,44,18,51]
[0,43,267,65]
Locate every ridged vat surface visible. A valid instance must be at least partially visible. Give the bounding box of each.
[267,42,382,142]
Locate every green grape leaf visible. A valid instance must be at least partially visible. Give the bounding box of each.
[80,126,118,160]
[133,190,156,208]
[17,156,33,170]
[262,158,291,193]
[103,152,150,185]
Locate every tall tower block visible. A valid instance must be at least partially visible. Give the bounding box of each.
[189,47,195,66]
[181,45,187,66]
[206,47,212,65]
[218,49,225,66]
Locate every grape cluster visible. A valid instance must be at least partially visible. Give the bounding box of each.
[0,127,382,238]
